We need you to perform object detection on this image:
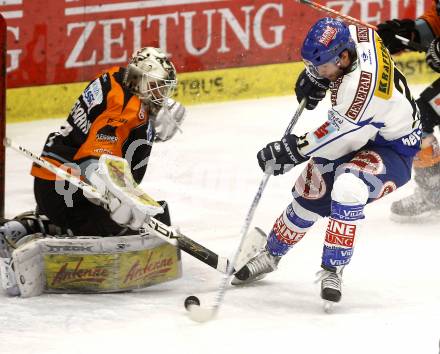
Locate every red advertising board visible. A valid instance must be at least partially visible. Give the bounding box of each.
[0,0,432,89]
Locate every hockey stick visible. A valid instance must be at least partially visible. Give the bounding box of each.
[187,98,307,323]
[4,138,230,274]
[298,0,428,53]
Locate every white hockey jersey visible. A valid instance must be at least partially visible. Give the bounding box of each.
[298,25,421,160]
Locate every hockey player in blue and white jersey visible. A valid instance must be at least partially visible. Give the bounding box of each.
[232,18,421,306]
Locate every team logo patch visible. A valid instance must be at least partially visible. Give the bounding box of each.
[374,36,394,100]
[82,79,103,113]
[273,216,306,245]
[343,150,384,175]
[313,121,336,141]
[345,71,372,120]
[96,125,118,144]
[328,110,344,130]
[325,219,356,248]
[319,26,337,47]
[294,160,327,200]
[356,27,369,42]
[376,181,397,199]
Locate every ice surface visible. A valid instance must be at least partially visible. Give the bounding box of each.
[1,90,440,354]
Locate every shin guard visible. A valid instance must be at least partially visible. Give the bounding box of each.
[267,203,315,256]
[322,173,368,272]
[321,201,364,271]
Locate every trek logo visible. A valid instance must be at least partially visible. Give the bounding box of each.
[47,245,93,252]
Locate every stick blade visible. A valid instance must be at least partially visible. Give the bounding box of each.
[187,305,217,323]
[323,300,335,313]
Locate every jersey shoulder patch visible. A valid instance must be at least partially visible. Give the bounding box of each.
[332,69,373,124]
[372,32,394,100]
[82,78,104,113]
[344,70,373,121]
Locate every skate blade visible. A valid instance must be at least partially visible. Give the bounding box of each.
[187,305,216,323]
[323,300,335,313]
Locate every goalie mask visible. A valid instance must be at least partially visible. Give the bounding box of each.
[124,47,177,106]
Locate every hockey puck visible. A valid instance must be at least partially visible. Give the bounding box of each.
[184,295,200,310]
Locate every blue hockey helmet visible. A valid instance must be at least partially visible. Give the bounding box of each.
[301,17,355,78]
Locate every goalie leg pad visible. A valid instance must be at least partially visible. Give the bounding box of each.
[0,257,20,296]
[12,234,182,297]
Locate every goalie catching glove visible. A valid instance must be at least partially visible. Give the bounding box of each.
[257,135,308,176]
[86,155,163,230]
[152,98,186,142]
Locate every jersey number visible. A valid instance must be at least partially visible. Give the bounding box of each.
[393,68,419,127]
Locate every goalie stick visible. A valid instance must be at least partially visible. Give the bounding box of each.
[298,0,428,53]
[187,98,307,323]
[4,138,230,274]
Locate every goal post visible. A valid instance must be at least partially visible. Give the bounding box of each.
[0,13,6,218]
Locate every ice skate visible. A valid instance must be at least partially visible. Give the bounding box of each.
[316,269,343,312]
[231,249,281,285]
[390,188,440,222]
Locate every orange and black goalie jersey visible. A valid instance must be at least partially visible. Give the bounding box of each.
[31,66,154,184]
[420,0,440,36]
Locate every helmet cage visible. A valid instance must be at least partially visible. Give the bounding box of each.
[138,71,177,105]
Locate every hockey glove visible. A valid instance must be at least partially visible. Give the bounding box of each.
[295,69,330,110]
[376,19,419,54]
[257,135,308,176]
[426,37,440,73]
[153,99,186,142]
